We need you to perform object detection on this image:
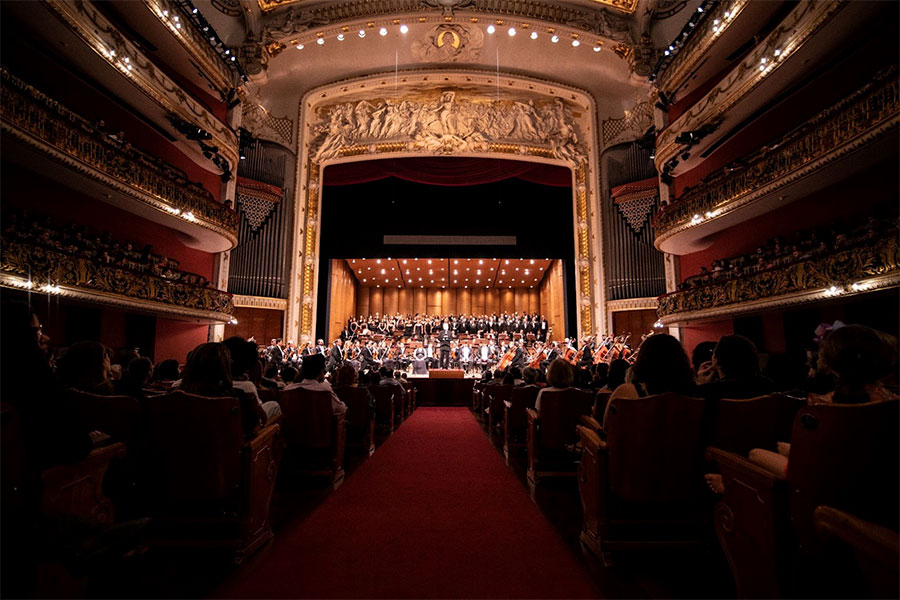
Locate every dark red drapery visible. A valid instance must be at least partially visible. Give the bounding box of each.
[322,157,572,187]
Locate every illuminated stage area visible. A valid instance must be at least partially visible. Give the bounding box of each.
[326,258,566,345]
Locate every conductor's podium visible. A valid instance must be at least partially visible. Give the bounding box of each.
[429,369,465,379]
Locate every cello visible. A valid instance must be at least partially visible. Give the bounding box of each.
[497,346,515,371]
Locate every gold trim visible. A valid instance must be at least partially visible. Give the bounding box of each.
[655,0,846,172]
[607,297,658,312]
[654,71,899,245]
[657,237,899,324]
[233,295,288,310]
[44,0,238,171]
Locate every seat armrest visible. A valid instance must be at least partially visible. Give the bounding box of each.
[706,446,780,488]
[580,415,602,432]
[526,408,540,423]
[241,423,281,541]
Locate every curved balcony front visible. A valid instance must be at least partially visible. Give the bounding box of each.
[653,70,899,255]
[0,68,239,252]
[656,237,899,326]
[0,240,234,324]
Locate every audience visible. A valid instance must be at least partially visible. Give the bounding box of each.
[696,335,776,400]
[535,359,574,411]
[223,336,281,422]
[115,356,154,400]
[603,359,630,392]
[284,353,346,415]
[56,341,115,395]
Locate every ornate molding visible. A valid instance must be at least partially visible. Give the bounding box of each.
[142,0,235,96]
[607,296,658,312]
[44,0,239,172]
[241,99,295,147]
[0,241,234,322]
[654,0,749,97]
[601,100,653,148]
[0,68,239,248]
[233,295,288,310]
[655,0,846,172]
[260,0,636,18]
[656,237,900,325]
[654,70,900,245]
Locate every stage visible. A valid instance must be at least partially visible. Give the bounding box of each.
[407,370,475,406]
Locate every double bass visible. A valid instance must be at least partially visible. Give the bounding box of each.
[497,346,515,371]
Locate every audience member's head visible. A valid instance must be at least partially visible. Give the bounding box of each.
[281,365,298,384]
[1,302,50,391]
[629,333,694,395]
[592,363,609,387]
[125,356,154,386]
[56,341,114,394]
[607,359,629,390]
[301,353,327,381]
[713,335,760,379]
[222,336,258,380]
[819,325,899,404]
[264,363,279,379]
[379,366,392,379]
[155,359,180,382]
[522,367,538,385]
[112,347,140,370]
[179,343,232,396]
[502,371,515,385]
[574,368,593,389]
[481,370,493,382]
[509,367,523,381]
[691,341,717,373]
[546,359,574,388]
[335,364,358,387]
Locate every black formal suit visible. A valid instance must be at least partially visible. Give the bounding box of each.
[326,343,343,371]
[360,346,376,371]
[438,329,452,369]
[511,347,526,370]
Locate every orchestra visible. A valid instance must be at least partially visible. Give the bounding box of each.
[259,310,647,378]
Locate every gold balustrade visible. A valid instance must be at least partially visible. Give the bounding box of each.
[0,67,239,239]
[656,236,899,323]
[0,240,234,321]
[654,68,899,241]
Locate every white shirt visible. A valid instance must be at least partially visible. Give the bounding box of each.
[233,380,261,404]
[284,379,346,415]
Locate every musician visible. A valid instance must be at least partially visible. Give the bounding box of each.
[458,341,472,374]
[438,324,452,369]
[326,338,343,372]
[360,342,377,372]
[539,317,549,342]
[315,339,327,356]
[579,337,593,368]
[267,338,284,365]
[511,341,527,370]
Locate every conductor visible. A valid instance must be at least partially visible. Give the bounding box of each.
[438,323,452,369]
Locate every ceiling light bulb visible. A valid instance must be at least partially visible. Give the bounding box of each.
[296,44,304,50]
[487,24,495,34]
[317,37,324,45]
[530,31,538,39]
[379,27,388,36]
[337,33,344,41]
[572,39,580,47]
[400,24,409,34]
[358,29,366,38]
[551,34,559,43]
[508,27,516,36]
[593,45,602,52]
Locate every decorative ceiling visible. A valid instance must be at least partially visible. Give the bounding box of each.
[345,258,553,288]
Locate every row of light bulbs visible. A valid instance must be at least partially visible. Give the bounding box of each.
[296,23,603,52]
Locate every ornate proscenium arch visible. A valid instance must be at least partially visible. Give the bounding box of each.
[287,70,606,343]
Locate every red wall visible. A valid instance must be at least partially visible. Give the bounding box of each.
[680,319,734,358]
[155,319,209,363]
[3,170,216,279]
[4,30,223,200]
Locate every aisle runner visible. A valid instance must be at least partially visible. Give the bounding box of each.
[220,407,598,599]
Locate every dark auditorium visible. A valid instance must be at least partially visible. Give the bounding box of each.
[2,0,899,598]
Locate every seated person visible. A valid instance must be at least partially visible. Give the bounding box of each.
[56,341,116,396]
[180,343,267,437]
[535,359,575,411]
[600,359,629,392]
[284,353,346,415]
[114,356,154,400]
[695,335,776,401]
[223,337,281,422]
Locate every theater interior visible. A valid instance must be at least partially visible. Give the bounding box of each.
[1,0,898,598]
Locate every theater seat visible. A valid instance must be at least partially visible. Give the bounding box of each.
[708,394,807,456]
[486,384,513,435]
[335,386,375,456]
[278,388,346,489]
[503,385,539,459]
[706,399,899,598]
[137,391,282,564]
[368,386,395,434]
[526,388,594,491]
[577,393,709,564]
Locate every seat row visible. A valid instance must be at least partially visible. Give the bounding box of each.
[4,383,416,565]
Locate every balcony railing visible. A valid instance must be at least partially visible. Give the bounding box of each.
[0,67,239,242]
[0,240,234,322]
[653,68,899,242]
[656,236,899,324]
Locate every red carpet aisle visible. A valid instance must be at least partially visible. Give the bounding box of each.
[219,407,599,599]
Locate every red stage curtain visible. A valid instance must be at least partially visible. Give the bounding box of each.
[322,157,572,187]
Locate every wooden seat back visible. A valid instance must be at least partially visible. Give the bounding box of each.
[536,388,594,450]
[278,388,337,449]
[710,394,806,456]
[788,400,899,550]
[368,385,395,426]
[64,389,142,446]
[592,390,611,421]
[258,387,279,405]
[142,391,244,503]
[508,386,540,430]
[334,387,372,427]
[605,393,706,504]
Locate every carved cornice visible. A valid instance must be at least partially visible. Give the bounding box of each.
[655,0,846,172]
[601,100,653,148]
[654,0,749,97]
[656,237,900,325]
[653,70,899,245]
[0,68,239,247]
[43,0,238,171]
[607,297,658,312]
[259,0,637,17]
[0,241,234,322]
[141,0,235,95]
[233,295,288,310]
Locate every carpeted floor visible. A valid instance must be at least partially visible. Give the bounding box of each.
[218,407,600,598]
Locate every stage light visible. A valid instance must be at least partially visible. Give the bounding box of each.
[530,31,538,39]
[337,33,344,41]
[317,38,324,45]
[487,24,495,34]
[379,27,388,36]
[400,24,409,34]
[508,27,516,36]
[296,44,304,50]
[358,30,366,38]
[593,45,601,52]
[551,35,559,43]
[572,39,580,47]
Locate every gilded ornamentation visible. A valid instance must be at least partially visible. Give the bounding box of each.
[1,241,234,319]
[654,71,900,240]
[410,24,484,63]
[657,237,900,322]
[601,101,652,148]
[44,0,238,170]
[310,92,585,163]
[655,0,846,172]
[0,68,239,243]
[241,100,295,147]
